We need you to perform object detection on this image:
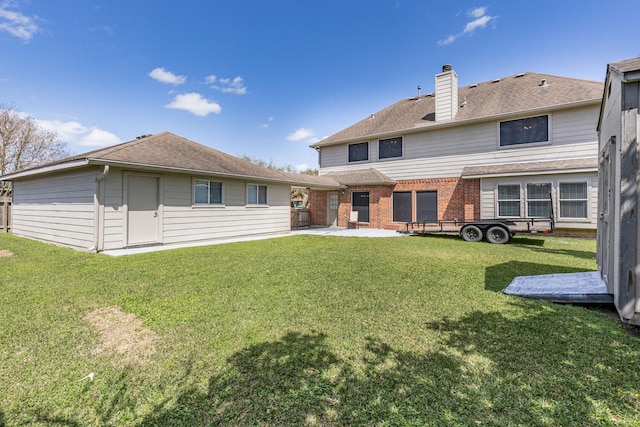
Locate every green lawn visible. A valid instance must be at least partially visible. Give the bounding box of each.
[1,233,639,426]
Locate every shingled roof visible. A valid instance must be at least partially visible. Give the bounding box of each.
[312,72,603,147]
[2,132,341,188]
[609,57,640,74]
[461,157,598,178]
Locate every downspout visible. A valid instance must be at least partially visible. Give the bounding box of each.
[90,165,110,252]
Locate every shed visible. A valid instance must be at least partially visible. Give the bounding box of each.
[0,132,341,252]
[597,57,640,325]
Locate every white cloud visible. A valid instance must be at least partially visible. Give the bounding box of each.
[0,2,41,41]
[260,117,274,128]
[207,74,248,95]
[294,163,310,172]
[287,128,316,142]
[438,6,496,46]
[165,92,222,116]
[37,119,121,148]
[149,67,187,85]
[469,7,486,18]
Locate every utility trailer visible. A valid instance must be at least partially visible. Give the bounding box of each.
[402,216,555,244]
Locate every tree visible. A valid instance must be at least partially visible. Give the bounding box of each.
[0,104,69,175]
[240,155,318,207]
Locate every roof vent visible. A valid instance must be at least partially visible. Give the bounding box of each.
[492,78,501,83]
[539,79,548,87]
[469,83,478,88]
[516,72,525,78]
[136,134,153,139]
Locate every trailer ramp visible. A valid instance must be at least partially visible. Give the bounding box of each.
[503,272,613,303]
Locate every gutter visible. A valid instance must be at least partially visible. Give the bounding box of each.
[0,159,89,181]
[311,98,602,148]
[85,159,343,189]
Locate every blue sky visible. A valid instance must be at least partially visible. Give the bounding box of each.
[1,1,639,171]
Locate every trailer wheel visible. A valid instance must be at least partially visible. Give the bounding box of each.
[486,226,510,244]
[461,225,483,242]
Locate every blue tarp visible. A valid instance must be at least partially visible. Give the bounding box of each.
[503,271,613,303]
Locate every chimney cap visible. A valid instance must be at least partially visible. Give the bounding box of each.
[442,64,452,72]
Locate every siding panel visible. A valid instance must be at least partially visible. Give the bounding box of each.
[11,169,97,249]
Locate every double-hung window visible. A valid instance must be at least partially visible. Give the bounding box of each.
[499,115,549,147]
[247,184,267,205]
[194,179,223,205]
[526,183,552,218]
[348,142,369,162]
[379,137,403,159]
[497,185,520,217]
[559,182,588,218]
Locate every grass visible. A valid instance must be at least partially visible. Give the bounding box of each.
[1,232,639,426]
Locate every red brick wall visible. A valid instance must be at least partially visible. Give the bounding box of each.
[308,177,481,230]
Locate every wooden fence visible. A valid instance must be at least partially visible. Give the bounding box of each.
[291,208,310,229]
[1,182,11,232]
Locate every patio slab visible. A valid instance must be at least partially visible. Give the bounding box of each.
[101,227,404,256]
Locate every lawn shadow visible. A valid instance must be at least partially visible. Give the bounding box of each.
[509,238,596,260]
[138,320,640,425]
[485,261,592,292]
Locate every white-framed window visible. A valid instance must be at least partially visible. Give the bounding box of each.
[526,183,552,218]
[559,182,588,219]
[247,184,267,205]
[497,184,521,217]
[194,179,223,205]
[499,115,550,147]
[348,142,369,162]
[379,137,403,160]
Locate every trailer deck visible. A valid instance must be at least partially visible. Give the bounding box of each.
[402,217,554,244]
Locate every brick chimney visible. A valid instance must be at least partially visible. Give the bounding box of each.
[435,64,458,121]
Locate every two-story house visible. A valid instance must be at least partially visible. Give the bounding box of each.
[308,65,603,236]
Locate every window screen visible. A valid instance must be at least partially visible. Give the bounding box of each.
[348,142,369,162]
[379,137,403,159]
[500,115,549,146]
[352,191,370,222]
[416,191,437,222]
[393,192,412,222]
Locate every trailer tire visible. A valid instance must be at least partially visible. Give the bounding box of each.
[486,226,510,244]
[461,225,483,242]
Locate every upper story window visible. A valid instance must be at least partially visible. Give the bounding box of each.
[348,142,369,162]
[247,184,267,205]
[499,115,549,147]
[379,137,403,159]
[194,179,223,205]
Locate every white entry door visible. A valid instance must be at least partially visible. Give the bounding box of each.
[327,192,339,227]
[127,174,160,246]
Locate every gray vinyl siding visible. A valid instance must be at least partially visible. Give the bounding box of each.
[98,171,292,249]
[161,173,291,245]
[101,170,125,250]
[11,169,97,249]
[480,172,598,229]
[319,105,599,180]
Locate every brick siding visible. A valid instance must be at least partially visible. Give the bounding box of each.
[308,177,481,230]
